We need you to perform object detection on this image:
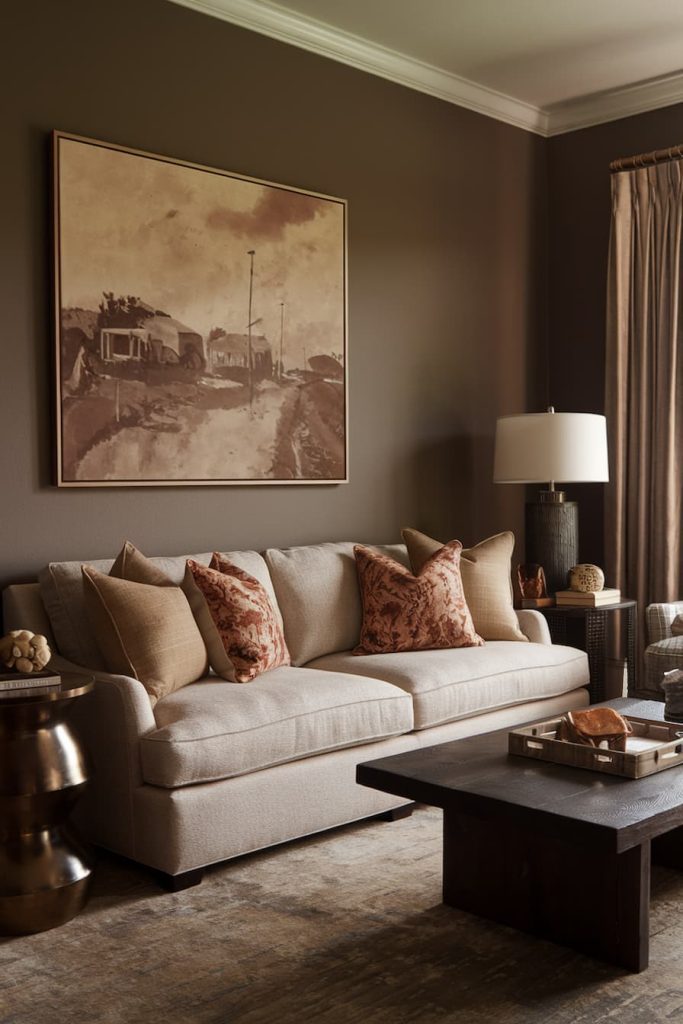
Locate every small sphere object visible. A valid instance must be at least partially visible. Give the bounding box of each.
[568,564,605,593]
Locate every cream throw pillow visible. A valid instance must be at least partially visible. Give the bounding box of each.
[82,564,209,705]
[402,529,527,642]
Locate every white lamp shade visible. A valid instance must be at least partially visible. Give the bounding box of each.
[493,412,609,484]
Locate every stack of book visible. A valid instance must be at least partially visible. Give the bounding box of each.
[555,588,621,607]
[0,672,61,692]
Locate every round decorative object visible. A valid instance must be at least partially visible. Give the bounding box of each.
[568,564,605,593]
[0,629,51,673]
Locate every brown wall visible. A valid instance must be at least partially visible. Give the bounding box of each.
[547,103,683,568]
[1,0,546,588]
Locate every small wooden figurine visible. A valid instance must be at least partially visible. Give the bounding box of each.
[517,563,548,600]
[557,707,632,752]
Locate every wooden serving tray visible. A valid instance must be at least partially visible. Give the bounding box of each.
[509,715,683,779]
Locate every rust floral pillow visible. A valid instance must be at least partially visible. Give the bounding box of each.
[354,541,483,655]
[183,554,290,682]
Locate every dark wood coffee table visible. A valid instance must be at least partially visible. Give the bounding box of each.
[357,698,683,972]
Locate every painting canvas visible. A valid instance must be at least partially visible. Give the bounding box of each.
[52,132,347,486]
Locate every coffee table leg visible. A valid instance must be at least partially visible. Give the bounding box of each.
[443,810,650,972]
[652,826,683,868]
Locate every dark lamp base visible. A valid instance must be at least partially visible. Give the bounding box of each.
[525,500,578,595]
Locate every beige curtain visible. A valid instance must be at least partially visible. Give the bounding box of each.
[606,159,683,666]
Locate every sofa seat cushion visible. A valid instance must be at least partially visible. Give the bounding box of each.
[140,667,414,787]
[307,643,589,730]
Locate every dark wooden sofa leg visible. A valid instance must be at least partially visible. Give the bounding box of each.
[379,803,416,822]
[156,867,205,892]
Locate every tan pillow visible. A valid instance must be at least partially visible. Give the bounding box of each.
[672,614,683,637]
[184,554,290,682]
[402,529,527,642]
[82,566,208,705]
[354,541,483,655]
[110,540,175,587]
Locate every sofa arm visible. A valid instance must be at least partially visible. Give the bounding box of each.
[646,603,683,645]
[515,609,552,645]
[51,655,156,856]
[52,655,155,734]
[51,655,156,788]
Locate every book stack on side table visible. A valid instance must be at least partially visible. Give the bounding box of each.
[555,588,621,607]
[0,672,61,693]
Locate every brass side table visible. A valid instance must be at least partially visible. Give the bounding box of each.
[0,673,93,935]
[538,600,637,703]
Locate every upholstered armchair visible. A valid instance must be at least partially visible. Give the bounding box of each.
[645,602,683,692]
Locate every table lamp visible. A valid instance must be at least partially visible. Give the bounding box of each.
[493,408,608,594]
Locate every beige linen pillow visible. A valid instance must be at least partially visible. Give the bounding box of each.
[402,528,527,642]
[184,555,290,682]
[82,565,209,705]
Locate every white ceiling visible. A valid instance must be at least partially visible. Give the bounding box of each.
[168,0,683,135]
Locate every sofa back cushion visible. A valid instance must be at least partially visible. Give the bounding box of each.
[264,542,409,666]
[39,548,279,669]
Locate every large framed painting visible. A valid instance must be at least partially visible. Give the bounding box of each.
[52,131,347,486]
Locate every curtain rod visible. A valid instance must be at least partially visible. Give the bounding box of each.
[610,143,683,173]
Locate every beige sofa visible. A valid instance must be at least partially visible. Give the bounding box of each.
[3,541,590,889]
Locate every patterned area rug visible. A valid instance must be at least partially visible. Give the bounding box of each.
[2,806,683,1023]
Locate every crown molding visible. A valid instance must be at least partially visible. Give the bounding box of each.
[166,0,683,139]
[166,0,548,136]
[546,72,683,136]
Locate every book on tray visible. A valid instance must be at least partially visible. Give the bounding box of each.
[0,672,61,692]
[555,588,621,607]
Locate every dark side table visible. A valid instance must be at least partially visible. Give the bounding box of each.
[0,673,93,935]
[538,600,636,703]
